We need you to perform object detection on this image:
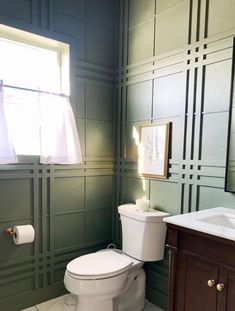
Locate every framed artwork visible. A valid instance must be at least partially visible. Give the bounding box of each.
[138,123,170,178]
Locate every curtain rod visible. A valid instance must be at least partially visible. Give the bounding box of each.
[0,79,69,98]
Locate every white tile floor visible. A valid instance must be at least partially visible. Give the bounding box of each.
[22,294,164,311]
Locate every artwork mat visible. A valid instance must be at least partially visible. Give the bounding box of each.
[138,123,170,178]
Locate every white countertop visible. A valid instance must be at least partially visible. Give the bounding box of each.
[163,207,235,242]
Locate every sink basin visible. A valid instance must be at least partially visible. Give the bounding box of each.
[163,207,235,241]
[198,213,235,229]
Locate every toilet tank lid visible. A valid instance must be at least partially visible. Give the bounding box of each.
[66,250,133,279]
[118,204,169,222]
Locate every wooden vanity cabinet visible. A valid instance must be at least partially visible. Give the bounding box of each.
[166,224,235,311]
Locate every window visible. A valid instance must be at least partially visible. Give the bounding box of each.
[0,24,70,156]
[0,37,60,92]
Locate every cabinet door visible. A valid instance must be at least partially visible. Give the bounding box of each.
[176,253,218,311]
[217,267,235,311]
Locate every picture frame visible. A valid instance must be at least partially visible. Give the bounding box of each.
[138,123,170,178]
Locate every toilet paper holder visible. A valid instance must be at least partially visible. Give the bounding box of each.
[4,225,35,245]
[4,227,16,237]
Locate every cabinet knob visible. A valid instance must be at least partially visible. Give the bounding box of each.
[216,283,225,292]
[207,279,215,287]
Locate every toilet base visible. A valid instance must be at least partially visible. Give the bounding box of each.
[64,250,146,311]
[76,297,113,311]
[114,268,146,311]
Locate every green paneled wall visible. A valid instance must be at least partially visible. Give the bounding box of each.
[116,0,235,309]
[2,1,235,311]
[0,1,117,310]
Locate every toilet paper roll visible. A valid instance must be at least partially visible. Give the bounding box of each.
[136,198,150,211]
[13,225,35,245]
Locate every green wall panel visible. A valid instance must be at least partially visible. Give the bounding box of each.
[85,176,113,210]
[86,0,116,31]
[123,177,150,202]
[116,0,235,309]
[76,82,85,119]
[54,269,66,283]
[129,0,155,27]
[150,180,180,215]
[127,80,152,121]
[165,117,184,161]
[54,177,85,213]
[0,277,34,300]
[228,122,235,164]
[86,25,115,68]
[198,186,235,211]
[53,15,86,60]
[207,0,235,37]
[203,60,232,112]
[86,120,113,157]
[86,85,114,121]
[156,0,183,13]
[0,0,32,23]
[0,0,116,310]
[155,1,188,55]
[153,72,186,118]
[201,112,228,162]
[54,0,86,21]
[128,19,154,64]
[0,220,34,261]
[146,288,167,310]
[54,213,85,249]
[145,258,169,309]
[76,119,86,157]
[0,179,32,220]
[85,209,112,242]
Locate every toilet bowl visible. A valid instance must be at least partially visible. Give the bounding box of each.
[64,204,169,311]
[64,250,143,311]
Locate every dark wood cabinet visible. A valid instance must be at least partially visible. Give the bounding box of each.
[176,254,218,311]
[218,267,235,310]
[166,224,235,311]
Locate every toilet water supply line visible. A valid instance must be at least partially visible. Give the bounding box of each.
[107,243,116,249]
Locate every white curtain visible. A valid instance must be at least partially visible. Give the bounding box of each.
[39,93,82,164]
[0,84,18,164]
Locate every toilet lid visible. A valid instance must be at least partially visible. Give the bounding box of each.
[66,250,133,280]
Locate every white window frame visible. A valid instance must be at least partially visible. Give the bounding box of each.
[0,24,70,156]
[0,23,70,95]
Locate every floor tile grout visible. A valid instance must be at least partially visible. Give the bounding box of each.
[22,294,163,311]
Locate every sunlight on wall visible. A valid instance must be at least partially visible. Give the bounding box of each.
[132,125,142,174]
[132,125,147,194]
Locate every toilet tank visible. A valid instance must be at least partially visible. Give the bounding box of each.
[118,204,169,261]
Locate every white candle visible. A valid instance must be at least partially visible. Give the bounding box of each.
[136,198,149,211]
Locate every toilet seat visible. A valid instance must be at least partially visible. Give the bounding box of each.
[66,250,133,280]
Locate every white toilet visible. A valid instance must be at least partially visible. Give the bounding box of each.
[64,204,169,311]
